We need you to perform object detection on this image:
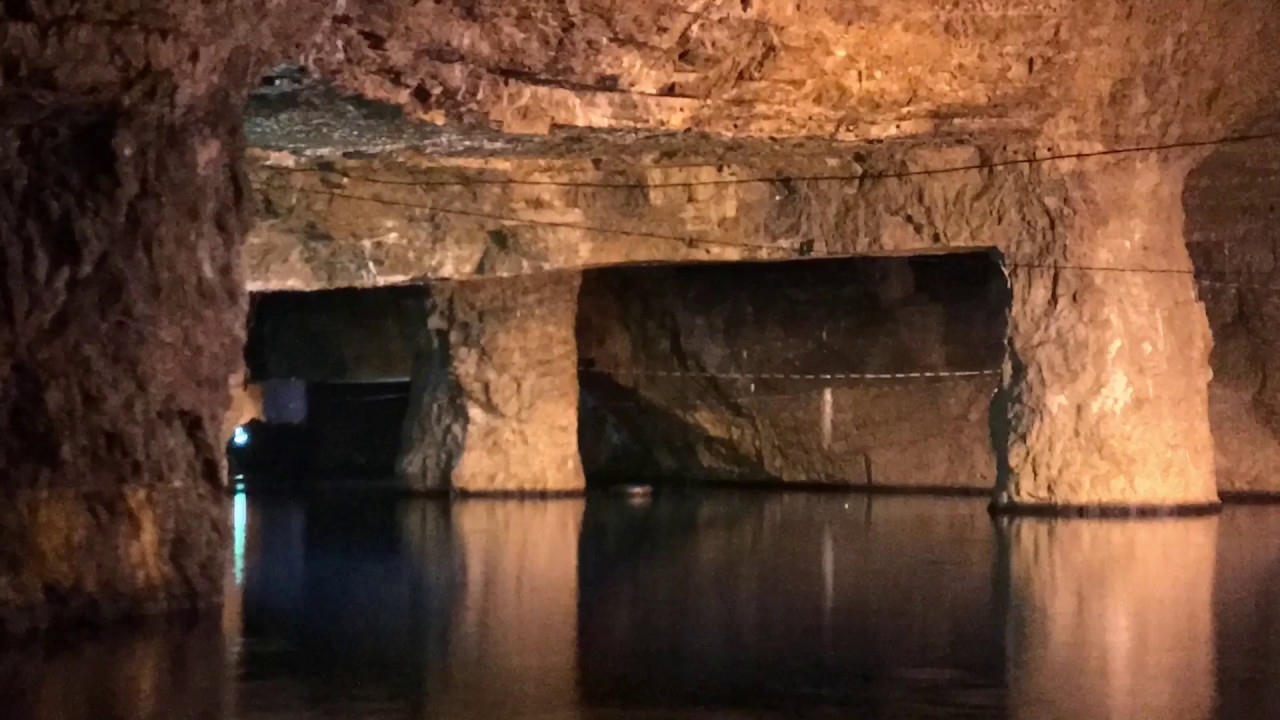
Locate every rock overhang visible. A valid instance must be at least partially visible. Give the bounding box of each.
[238,0,1280,290]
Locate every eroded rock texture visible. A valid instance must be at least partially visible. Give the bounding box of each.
[577,256,1006,489]
[307,0,1280,146]
[994,156,1218,511]
[1186,137,1280,496]
[0,110,249,633]
[243,136,1045,288]
[0,1,326,631]
[248,133,1231,507]
[398,273,585,494]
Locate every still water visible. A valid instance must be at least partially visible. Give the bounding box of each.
[3,493,1280,720]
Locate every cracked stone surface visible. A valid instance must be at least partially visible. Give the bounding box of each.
[303,0,1280,145]
[397,272,585,494]
[576,256,1006,489]
[993,156,1218,510]
[0,0,326,632]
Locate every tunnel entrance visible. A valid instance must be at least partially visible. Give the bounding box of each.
[576,251,1009,491]
[231,286,426,483]
[233,252,1008,493]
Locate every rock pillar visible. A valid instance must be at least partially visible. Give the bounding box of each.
[993,156,1218,512]
[0,111,248,632]
[1000,517,1218,720]
[398,272,585,494]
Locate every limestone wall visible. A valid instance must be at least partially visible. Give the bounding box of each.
[242,137,1049,290]
[306,0,1280,145]
[577,254,1007,489]
[1186,137,1280,495]
[247,286,429,382]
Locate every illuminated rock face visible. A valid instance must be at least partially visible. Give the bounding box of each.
[398,272,585,494]
[239,0,1280,503]
[308,0,1279,145]
[993,157,1218,510]
[1001,516,1218,720]
[255,142,1222,507]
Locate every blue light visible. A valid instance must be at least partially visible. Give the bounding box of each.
[231,425,250,448]
[233,492,248,585]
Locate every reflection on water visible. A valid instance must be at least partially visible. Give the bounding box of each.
[1001,517,1218,720]
[3,493,1280,719]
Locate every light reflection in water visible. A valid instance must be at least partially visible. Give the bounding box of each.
[232,491,248,586]
[999,516,1219,720]
[1,495,1280,720]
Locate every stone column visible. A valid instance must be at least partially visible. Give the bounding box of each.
[993,156,1218,512]
[1000,517,1218,720]
[398,271,585,494]
[0,0,327,636]
[0,109,251,632]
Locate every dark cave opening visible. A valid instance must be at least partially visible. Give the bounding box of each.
[576,251,1009,490]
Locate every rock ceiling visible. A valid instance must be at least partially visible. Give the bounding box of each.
[236,0,1280,289]
[287,0,1280,151]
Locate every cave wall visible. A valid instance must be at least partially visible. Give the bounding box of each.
[0,106,249,633]
[0,1,328,632]
[1186,136,1280,495]
[247,285,430,382]
[243,138,1048,289]
[577,254,1007,489]
[251,147,1234,506]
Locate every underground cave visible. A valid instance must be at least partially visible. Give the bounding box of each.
[3,1,1280,718]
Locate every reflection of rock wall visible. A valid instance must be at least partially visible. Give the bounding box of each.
[578,495,1002,707]
[577,255,1006,489]
[1186,137,1280,495]
[1001,517,1218,720]
[1214,507,1280,717]
[0,618,229,720]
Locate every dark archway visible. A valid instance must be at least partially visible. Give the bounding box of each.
[576,252,1009,491]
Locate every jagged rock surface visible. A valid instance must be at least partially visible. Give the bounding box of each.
[1186,137,1280,495]
[249,137,1229,506]
[0,110,250,633]
[306,0,1280,145]
[0,1,326,632]
[993,156,1218,510]
[243,138,1049,288]
[398,273,585,493]
[577,257,1006,488]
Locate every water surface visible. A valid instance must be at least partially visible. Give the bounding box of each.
[3,493,1280,720]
